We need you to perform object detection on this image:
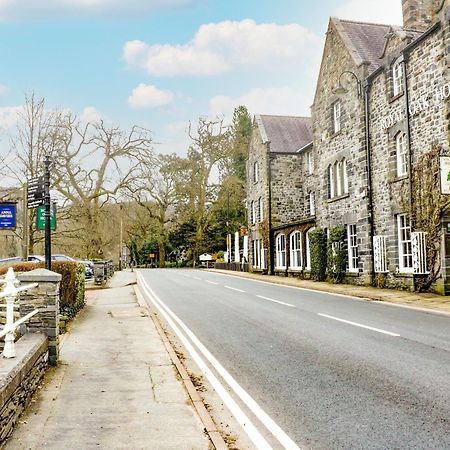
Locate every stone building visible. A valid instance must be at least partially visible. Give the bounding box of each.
[247,115,313,274]
[246,0,450,294]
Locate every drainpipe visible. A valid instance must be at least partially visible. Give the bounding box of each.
[266,142,274,275]
[364,80,375,285]
[401,53,416,291]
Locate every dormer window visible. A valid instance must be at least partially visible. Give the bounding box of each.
[332,101,341,134]
[392,61,404,97]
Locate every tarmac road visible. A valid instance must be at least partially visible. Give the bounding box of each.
[138,268,450,450]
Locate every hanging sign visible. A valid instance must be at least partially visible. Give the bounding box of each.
[440,157,450,194]
[0,203,16,230]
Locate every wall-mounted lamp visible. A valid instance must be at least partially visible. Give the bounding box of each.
[333,70,362,98]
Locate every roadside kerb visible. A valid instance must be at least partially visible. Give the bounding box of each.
[134,284,228,450]
[206,269,450,316]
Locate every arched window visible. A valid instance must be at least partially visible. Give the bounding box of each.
[250,201,256,224]
[343,158,348,193]
[396,133,408,176]
[289,231,302,269]
[336,161,343,196]
[253,162,259,183]
[309,191,315,216]
[259,197,264,222]
[305,228,315,270]
[275,234,286,269]
[328,165,334,199]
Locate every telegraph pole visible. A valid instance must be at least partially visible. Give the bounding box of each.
[44,156,52,270]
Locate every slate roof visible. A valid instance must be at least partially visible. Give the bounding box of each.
[256,115,313,154]
[337,19,423,72]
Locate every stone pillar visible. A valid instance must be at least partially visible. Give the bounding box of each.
[18,269,62,366]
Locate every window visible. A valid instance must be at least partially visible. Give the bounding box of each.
[328,165,335,199]
[259,197,264,222]
[252,239,266,270]
[275,234,286,269]
[397,214,413,273]
[250,201,256,225]
[373,235,388,273]
[328,159,348,199]
[305,228,314,270]
[392,61,403,97]
[306,151,314,175]
[333,101,341,133]
[253,161,259,183]
[347,224,358,272]
[289,232,302,269]
[396,133,408,177]
[309,191,315,216]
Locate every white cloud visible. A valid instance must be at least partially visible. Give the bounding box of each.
[128,84,174,109]
[0,85,9,96]
[334,0,403,25]
[0,0,196,20]
[123,19,320,77]
[210,86,312,119]
[80,106,103,123]
[0,106,22,131]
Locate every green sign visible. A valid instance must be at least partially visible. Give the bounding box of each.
[36,204,56,231]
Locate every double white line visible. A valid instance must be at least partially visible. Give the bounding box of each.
[137,272,300,450]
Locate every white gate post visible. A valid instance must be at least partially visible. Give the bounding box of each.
[2,268,18,358]
[234,232,240,263]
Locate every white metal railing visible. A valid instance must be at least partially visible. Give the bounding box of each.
[373,235,389,273]
[412,231,429,275]
[0,268,38,358]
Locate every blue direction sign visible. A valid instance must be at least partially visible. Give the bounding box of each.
[0,203,16,230]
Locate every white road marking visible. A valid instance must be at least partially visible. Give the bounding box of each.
[256,295,296,308]
[137,274,273,450]
[225,285,245,293]
[138,273,301,450]
[318,313,401,337]
[206,280,219,285]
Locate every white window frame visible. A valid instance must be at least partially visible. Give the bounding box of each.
[259,197,264,222]
[307,151,313,175]
[397,214,413,273]
[393,61,404,97]
[309,191,315,216]
[336,161,343,196]
[253,161,259,183]
[347,224,358,273]
[250,201,256,225]
[289,231,302,269]
[252,240,259,268]
[305,228,315,270]
[396,133,408,177]
[333,101,341,133]
[328,165,335,199]
[343,159,348,193]
[275,234,286,269]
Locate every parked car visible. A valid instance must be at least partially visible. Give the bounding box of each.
[28,255,45,262]
[79,260,94,279]
[51,254,76,262]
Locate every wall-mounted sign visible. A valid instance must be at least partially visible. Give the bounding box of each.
[0,203,17,230]
[36,204,56,230]
[440,157,450,194]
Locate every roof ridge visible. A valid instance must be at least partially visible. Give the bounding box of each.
[260,114,311,120]
[337,17,395,28]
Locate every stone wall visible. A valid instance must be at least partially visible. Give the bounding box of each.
[0,333,48,444]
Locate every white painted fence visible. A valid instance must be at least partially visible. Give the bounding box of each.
[0,268,39,358]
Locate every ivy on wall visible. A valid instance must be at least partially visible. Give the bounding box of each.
[309,228,327,281]
[327,226,347,283]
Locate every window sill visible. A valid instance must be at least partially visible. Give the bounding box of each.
[345,270,360,277]
[389,92,404,103]
[327,193,350,203]
[288,268,303,273]
[389,174,408,183]
[330,130,342,139]
[394,271,414,278]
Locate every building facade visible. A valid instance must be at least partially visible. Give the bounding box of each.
[247,0,450,294]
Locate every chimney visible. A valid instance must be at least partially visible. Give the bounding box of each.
[402,0,437,31]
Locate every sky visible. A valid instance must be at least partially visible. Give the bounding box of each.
[0,0,403,157]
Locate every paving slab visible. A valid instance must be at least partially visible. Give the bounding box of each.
[5,271,211,450]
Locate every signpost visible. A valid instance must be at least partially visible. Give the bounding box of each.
[0,203,17,230]
[36,203,56,231]
[26,176,45,209]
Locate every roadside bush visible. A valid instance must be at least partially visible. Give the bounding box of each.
[0,261,85,319]
[327,226,347,283]
[309,228,327,281]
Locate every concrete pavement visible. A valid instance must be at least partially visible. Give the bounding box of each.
[209,269,450,314]
[4,270,212,450]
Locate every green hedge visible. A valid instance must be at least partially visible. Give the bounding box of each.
[309,228,327,281]
[327,226,347,283]
[0,261,85,318]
